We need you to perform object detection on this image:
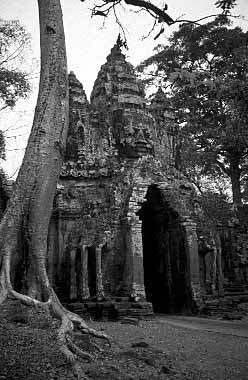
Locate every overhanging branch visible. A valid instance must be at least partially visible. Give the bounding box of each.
[216,159,230,175]
[123,0,174,24]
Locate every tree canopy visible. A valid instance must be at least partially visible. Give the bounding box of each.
[0,19,32,160]
[0,19,31,112]
[138,18,248,205]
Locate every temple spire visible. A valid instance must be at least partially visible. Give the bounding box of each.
[116,33,128,50]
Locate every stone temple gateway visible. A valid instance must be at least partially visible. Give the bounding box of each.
[48,43,203,318]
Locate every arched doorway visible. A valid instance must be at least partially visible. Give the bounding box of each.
[138,185,192,313]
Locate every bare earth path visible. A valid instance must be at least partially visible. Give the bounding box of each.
[156,314,248,338]
[89,316,248,380]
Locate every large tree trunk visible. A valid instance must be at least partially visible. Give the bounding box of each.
[0,0,109,376]
[229,157,242,207]
[0,0,68,299]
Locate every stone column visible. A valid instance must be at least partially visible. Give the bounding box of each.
[70,249,77,300]
[80,245,90,300]
[198,253,206,294]
[217,247,224,295]
[205,251,212,288]
[182,220,202,307]
[210,248,217,294]
[121,217,146,301]
[95,245,104,300]
[57,216,65,283]
[130,220,146,300]
[47,220,55,285]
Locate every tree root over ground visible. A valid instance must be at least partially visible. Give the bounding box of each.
[0,232,111,379]
[0,300,183,380]
[0,286,111,380]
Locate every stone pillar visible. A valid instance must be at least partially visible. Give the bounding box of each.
[47,220,55,286]
[217,246,224,295]
[182,220,202,307]
[198,253,206,294]
[210,248,217,294]
[70,249,77,300]
[121,217,146,300]
[205,251,212,288]
[80,245,90,300]
[95,245,104,300]
[57,215,65,281]
[130,220,146,300]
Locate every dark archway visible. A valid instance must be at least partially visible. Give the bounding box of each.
[138,185,191,313]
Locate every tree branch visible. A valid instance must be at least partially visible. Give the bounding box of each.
[172,13,241,25]
[123,0,174,24]
[215,159,230,175]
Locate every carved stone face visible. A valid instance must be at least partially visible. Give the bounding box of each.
[113,110,155,158]
[132,123,154,155]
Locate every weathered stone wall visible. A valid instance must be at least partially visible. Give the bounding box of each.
[220,226,248,290]
[48,42,203,312]
[1,43,246,315]
[194,200,248,296]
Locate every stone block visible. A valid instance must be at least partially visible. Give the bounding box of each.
[121,317,139,325]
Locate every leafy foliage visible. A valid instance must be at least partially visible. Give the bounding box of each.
[198,191,233,228]
[215,0,237,14]
[138,19,248,204]
[0,19,31,112]
[0,19,31,160]
[0,130,5,160]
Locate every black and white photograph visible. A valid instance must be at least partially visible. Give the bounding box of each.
[0,1,248,379]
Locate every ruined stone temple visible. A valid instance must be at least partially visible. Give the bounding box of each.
[1,41,247,318]
[0,42,247,318]
[46,43,248,318]
[46,42,203,317]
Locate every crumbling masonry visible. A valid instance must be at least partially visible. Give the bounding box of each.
[1,43,246,318]
[47,43,204,318]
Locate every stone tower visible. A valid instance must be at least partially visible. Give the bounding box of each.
[49,43,202,317]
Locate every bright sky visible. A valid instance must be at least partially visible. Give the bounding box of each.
[1,0,248,177]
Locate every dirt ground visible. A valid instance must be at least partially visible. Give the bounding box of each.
[0,300,247,380]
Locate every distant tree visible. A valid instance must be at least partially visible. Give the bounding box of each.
[0,19,32,161]
[0,131,5,160]
[0,19,31,112]
[138,18,248,206]
[198,190,233,228]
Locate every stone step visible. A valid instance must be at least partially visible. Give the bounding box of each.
[200,293,248,320]
[224,285,248,293]
[64,300,154,320]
